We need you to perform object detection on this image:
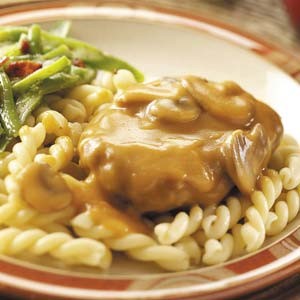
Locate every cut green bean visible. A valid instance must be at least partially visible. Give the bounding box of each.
[0,71,21,137]
[92,55,144,82]
[43,45,72,60]
[16,67,95,123]
[16,88,42,124]
[0,136,12,152]
[40,66,95,94]
[41,30,104,62]
[8,54,41,62]
[28,24,42,54]
[13,56,71,95]
[0,26,27,42]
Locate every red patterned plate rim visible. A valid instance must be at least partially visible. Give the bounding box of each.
[0,1,300,299]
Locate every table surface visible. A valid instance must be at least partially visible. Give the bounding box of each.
[152,0,300,52]
[1,0,300,299]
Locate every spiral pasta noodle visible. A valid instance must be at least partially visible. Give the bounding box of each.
[92,70,115,92]
[0,227,111,269]
[113,69,137,90]
[49,96,88,123]
[72,210,198,271]
[270,135,300,189]
[35,106,69,137]
[67,84,113,118]
[71,210,114,240]
[266,189,300,236]
[154,206,203,245]
[8,124,46,174]
[202,234,234,265]
[240,169,283,252]
[34,136,74,171]
[92,69,137,92]
[106,233,191,271]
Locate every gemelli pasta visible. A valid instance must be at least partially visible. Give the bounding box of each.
[0,22,299,272]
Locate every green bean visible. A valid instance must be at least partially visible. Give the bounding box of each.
[43,45,72,60]
[92,55,144,82]
[41,31,103,61]
[16,67,95,123]
[8,54,41,62]
[16,88,42,124]
[0,71,21,137]
[28,24,42,54]
[49,21,72,37]
[0,136,12,152]
[40,66,95,94]
[0,26,27,42]
[13,56,71,95]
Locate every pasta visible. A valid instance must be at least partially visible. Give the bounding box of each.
[154,206,203,245]
[108,233,191,271]
[8,124,46,174]
[266,189,300,235]
[0,72,299,271]
[0,174,75,228]
[1,71,299,271]
[48,96,88,123]
[35,136,74,171]
[92,70,115,93]
[0,21,299,273]
[0,227,111,269]
[67,84,113,118]
[269,135,300,192]
[240,169,283,252]
[72,209,199,271]
[202,234,234,265]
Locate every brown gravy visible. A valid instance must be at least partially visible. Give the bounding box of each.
[64,174,149,235]
[79,76,283,214]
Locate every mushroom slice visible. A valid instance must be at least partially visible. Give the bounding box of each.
[182,76,255,126]
[147,97,201,123]
[222,124,271,195]
[115,77,186,105]
[19,162,72,213]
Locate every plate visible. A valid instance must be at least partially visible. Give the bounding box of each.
[1,0,300,299]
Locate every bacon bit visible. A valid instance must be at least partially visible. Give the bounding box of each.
[20,39,30,54]
[6,61,42,78]
[0,56,8,67]
[73,58,85,68]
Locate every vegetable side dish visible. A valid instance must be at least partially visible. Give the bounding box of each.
[0,22,299,272]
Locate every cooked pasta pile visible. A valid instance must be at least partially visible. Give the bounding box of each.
[0,69,299,271]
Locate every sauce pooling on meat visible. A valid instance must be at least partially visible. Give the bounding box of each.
[79,76,283,214]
